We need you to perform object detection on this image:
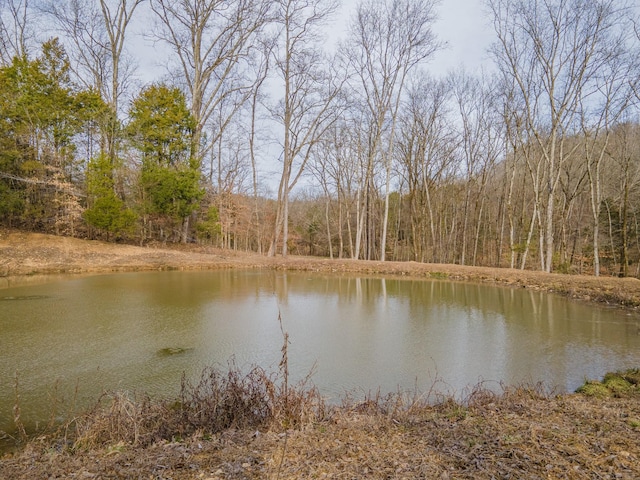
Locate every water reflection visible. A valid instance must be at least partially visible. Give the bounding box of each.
[1,270,638,436]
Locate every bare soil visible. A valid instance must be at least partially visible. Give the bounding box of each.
[1,228,640,479]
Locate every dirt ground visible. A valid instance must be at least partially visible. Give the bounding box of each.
[1,228,640,479]
[1,228,640,308]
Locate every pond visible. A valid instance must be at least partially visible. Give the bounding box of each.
[1,270,639,437]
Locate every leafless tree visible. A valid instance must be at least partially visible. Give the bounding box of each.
[397,75,455,263]
[579,4,638,276]
[0,0,33,64]
[489,0,631,273]
[38,0,145,167]
[149,0,272,168]
[344,0,441,261]
[38,0,144,116]
[267,0,343,257]
[449,70,503,266]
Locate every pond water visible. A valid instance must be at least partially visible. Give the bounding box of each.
[1,270,639,436]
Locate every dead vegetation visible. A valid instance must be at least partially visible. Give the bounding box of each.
[2,228,640,309]
[1,368,639,479]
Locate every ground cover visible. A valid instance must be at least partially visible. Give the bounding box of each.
[1,368,639,479]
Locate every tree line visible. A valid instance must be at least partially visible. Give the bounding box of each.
[1,0,639,277]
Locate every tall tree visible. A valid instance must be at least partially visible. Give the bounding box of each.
[344,0,440,261]
[578,3,638,276]
[127,84,203,243]
[449,70,503,266]
[0,39,103,233]
[489,0,633,273]
[397,75,455,263]
[38,0,145,164]
[149,0,271,170]
[267,0,342,257]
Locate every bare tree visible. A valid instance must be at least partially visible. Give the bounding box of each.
[579,4,638,276]
[397,75,455,263]
[449,70,503,266]
[38,0,144,115]
[267,0,342,257]
[0,0,33,64]
[344,0,440,261]
[489,0,629,273]
[38,0,145,168]
[247,38,273,254]
[149,0,271,168]
[605,123,640,276]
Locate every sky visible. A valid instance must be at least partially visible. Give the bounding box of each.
[135,0,496,82]
[429,0,496,74]
[334,0,497,75]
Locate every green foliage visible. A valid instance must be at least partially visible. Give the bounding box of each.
[83,195,136,237]
[83,154,136,238]
[576,369,640,398]
[127,84,196,168]
[0,39,108,231]
[196,206,222,241]
[576,381,613,397]
[127,84,202,227]
[140,165,203,220]
[0,182,24,222]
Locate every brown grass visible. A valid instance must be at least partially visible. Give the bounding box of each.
[2,227,640,309]
[68,324,326,452]
[1,369,639,479]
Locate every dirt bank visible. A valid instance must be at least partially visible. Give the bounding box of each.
[1,228,640,308]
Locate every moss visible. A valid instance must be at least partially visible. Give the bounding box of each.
[621,369,640,386]
[602,373,633,396]
[429,272,449,279]
[576,381,611,397]
[577,370,640,398]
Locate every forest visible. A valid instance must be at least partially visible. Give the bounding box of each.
[1,0,639,277]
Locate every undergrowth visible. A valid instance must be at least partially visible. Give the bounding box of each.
[4,350,638,461]
[69,362,325,450]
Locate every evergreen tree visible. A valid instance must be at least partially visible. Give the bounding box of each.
[127,84,203,243]
[0,38,104,233]
[83,153,136,239]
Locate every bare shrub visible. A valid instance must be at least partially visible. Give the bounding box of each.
[69,359,326,450]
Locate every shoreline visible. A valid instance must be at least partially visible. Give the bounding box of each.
[2,228,640,310]
[1,368,639,479]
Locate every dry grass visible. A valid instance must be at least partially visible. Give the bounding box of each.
[69,343,326,452]
[1,370,639,479]
[3,227,640,309]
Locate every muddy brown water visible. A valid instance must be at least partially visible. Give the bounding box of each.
[1,270,639,438]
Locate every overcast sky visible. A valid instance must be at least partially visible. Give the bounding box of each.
[335,0,496,75]
[135,0,496,82]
